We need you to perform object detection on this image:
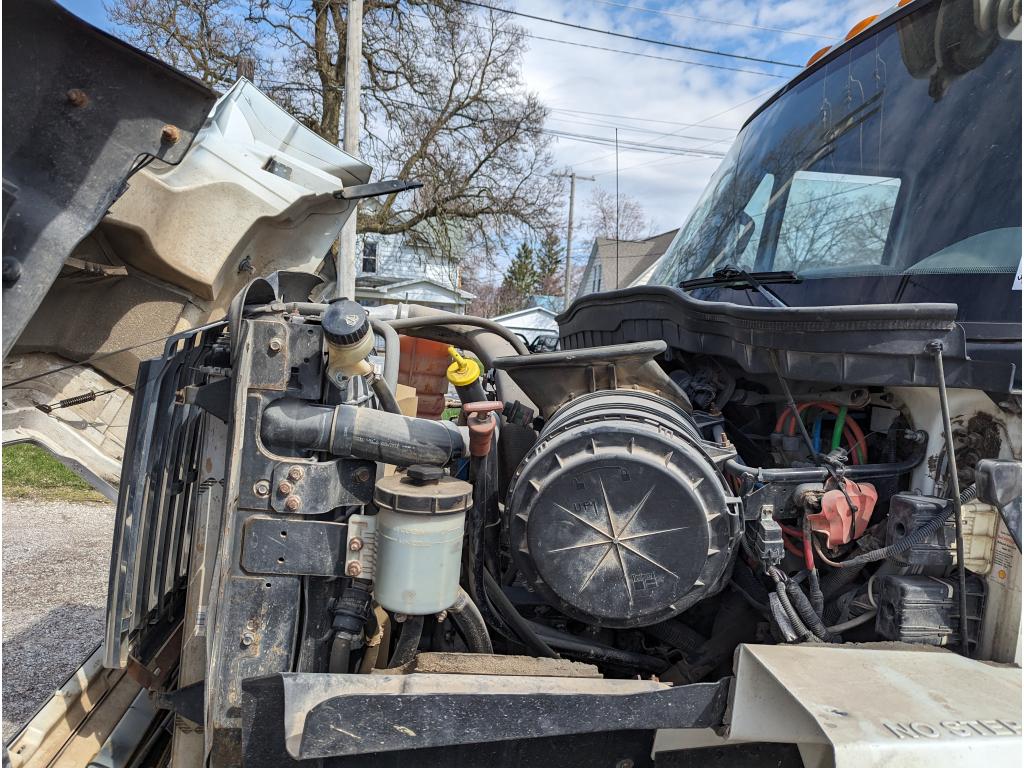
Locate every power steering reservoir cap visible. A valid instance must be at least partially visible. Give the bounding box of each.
[374,469,473,515]
[322,299,369,346]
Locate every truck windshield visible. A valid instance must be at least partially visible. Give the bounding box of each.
[651,0,1021,287]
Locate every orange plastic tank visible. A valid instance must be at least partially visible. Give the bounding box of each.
[397,336,450,419]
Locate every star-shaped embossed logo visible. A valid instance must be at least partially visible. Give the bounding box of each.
[548,476,687,607]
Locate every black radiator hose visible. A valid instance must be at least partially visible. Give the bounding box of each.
[448,588,494,654]
[261,398,464,466]
[388,615,424,668]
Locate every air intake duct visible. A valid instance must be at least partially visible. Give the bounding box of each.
[507,390,740,628]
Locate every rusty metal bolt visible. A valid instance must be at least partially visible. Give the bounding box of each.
[348,537,364,552]
[284,495,301,511]
[434,610,448,623]
[241,632,255,647]
[346,561,362,577]
[287,466,304,482]
[160,124,181,144]
[66,89,88,107]
[253,480,271,497]
[268,337,283,353]
[277,480,294,495]
[353,466,371,483]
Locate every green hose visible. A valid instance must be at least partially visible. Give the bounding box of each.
[830,405,848,452]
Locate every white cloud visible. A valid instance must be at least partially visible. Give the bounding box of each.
[512,0,884,249]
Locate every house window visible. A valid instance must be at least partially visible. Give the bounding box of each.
[592,264,602,291]
[362,241,378,273]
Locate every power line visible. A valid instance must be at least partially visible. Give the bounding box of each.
[584,0,838,42]
[542,128,727,157]
[546,114,732,143]
[519,28,789,79]
[456,0,803,69]
[548,107,739,132]
[588,86,779,175]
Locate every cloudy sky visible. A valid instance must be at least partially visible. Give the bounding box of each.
[60,0,881,262]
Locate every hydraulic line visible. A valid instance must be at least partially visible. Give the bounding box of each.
[931,341,971,656]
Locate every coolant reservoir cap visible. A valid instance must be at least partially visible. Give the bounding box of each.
[374,470,473,515]
[322,299,369,346]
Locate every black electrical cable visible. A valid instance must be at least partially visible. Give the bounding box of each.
[769,567,822,643]
[526,621,667,672]
[768,592,799,643]
[786,580,839,642]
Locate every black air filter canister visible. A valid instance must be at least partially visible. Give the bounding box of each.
[507,390,740,628]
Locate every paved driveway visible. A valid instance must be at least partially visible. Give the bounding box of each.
[2,499,115,742]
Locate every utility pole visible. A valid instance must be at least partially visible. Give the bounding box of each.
[338,0,364,299]
[555,171,593,310]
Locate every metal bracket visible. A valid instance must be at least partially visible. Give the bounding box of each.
[241,516,348,577]
[332,179,422,200]
[344,513,378,580]
[180,378,232,423]
[151,681,205,725]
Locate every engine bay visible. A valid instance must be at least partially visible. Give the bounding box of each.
[99,274,1022,764]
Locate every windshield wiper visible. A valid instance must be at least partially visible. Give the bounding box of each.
[680,266,800,308]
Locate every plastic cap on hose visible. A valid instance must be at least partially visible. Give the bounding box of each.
[446,346,481,387]
[322,299,370,347]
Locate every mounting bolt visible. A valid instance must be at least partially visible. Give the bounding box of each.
[353,467,371,483]
[393,613,408,624]
[253,480,271,497]
[346,561,362,577]
[287,466,304,482]
[277,480,294,495]
[66,88,88,107]
[284,495,301,511]
[268,337,283,353]
[241,632,255,647]
[348,537,364,552]
[2,258,21,287]
[615,760,634,768]
[160,124,181,144]
[434,610,448,623]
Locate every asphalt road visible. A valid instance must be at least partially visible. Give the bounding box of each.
[2,498,115,742]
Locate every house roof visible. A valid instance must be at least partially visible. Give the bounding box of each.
[491,305,559,324]
[356,275,476,300]
[577,228,679,296]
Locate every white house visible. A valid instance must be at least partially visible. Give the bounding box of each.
[355,207,474,312]
[491,301,559,346]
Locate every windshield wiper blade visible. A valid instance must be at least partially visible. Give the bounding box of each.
[680,266,800,308]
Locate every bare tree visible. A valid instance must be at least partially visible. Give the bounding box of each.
[582,187,653,242]
[106,0,561,265]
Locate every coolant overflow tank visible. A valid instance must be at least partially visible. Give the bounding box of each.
[372,466,473,615]
[507,390,739,628]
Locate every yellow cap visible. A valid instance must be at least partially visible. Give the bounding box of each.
[446,346,481,387]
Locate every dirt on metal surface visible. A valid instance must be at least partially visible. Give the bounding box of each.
[1,499,115,741]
